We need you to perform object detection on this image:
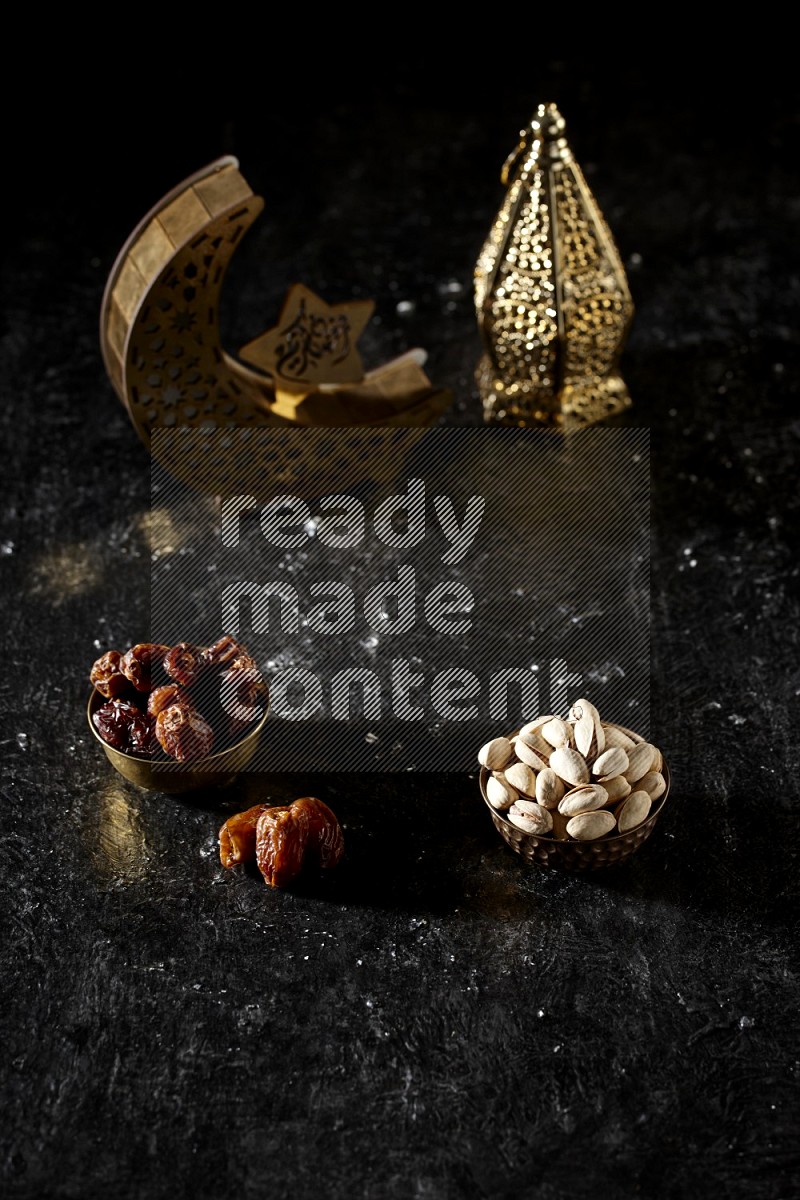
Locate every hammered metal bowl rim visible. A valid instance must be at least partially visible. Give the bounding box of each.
[478,721,671,845]
[86,687,270,768]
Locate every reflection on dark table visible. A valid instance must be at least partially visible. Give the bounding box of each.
[2,59,799,1199]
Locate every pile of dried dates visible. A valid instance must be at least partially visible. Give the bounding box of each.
[219,796,344,888]
[90,636,268,762]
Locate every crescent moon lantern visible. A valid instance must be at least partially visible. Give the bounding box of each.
[100,157,451,497]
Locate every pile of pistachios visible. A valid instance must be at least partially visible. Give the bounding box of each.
[478,699,666,841]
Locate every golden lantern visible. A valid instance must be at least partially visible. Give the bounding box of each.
[474,103,634,428]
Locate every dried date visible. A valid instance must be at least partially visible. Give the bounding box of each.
[204,635,245,669]
[147,683,188,717]
[155,703,215,762]
[219,803,274,868]
[292,797,345,869]
[128,712,157,757]
[221,712,253,744]
[92,698,144,752]
[219,795,345,887]
[163,642,206,687]
[89,650,131,699]
[255,804,310,888]
[120,643,170,692]
[219,654,268,718]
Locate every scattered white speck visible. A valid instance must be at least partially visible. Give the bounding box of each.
[357,959,362,966]
[193,983,201,991]
[553,1044,562,1053]
[587,663,626,685]
[1,540,14,556]
[439,279,463,295]
[365,999,373,1009]
[16,733,28,750]
[93,638,102,650]
[689,559,697,568]
[739,1015,754,1029]
[530,663,539,672]
[628,252,643,267]
[365,732,379,744]
[303,956,308,961]
[683,548,693,556]
[728,714,747,726]
[303,518,317,538]
[396,300,415,315]
[537,1009,545,1018]
[360,634,379,652]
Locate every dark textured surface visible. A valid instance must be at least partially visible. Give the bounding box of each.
[2,59,800,1198]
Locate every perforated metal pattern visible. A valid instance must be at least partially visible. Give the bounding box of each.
[125,200,272,438]
[475,171,559,406]
[474,104,634,429]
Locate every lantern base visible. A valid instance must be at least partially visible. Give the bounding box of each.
[476,356,632,430]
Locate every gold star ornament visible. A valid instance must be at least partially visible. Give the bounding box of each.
[239,283,375,390]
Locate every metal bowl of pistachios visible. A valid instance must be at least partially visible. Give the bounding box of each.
[477,699,671,872]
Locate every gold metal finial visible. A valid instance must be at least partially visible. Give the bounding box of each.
[476,104,634,429]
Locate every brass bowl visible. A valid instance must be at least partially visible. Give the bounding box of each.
[479,723,671,872]
[87,689,269,794]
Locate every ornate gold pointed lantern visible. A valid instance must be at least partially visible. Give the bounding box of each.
[474,103,634,428]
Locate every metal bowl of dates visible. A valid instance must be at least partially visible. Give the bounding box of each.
[479,722,671,872]
[87,688,269,794]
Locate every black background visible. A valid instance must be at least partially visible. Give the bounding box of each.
[2,52,800,1198]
